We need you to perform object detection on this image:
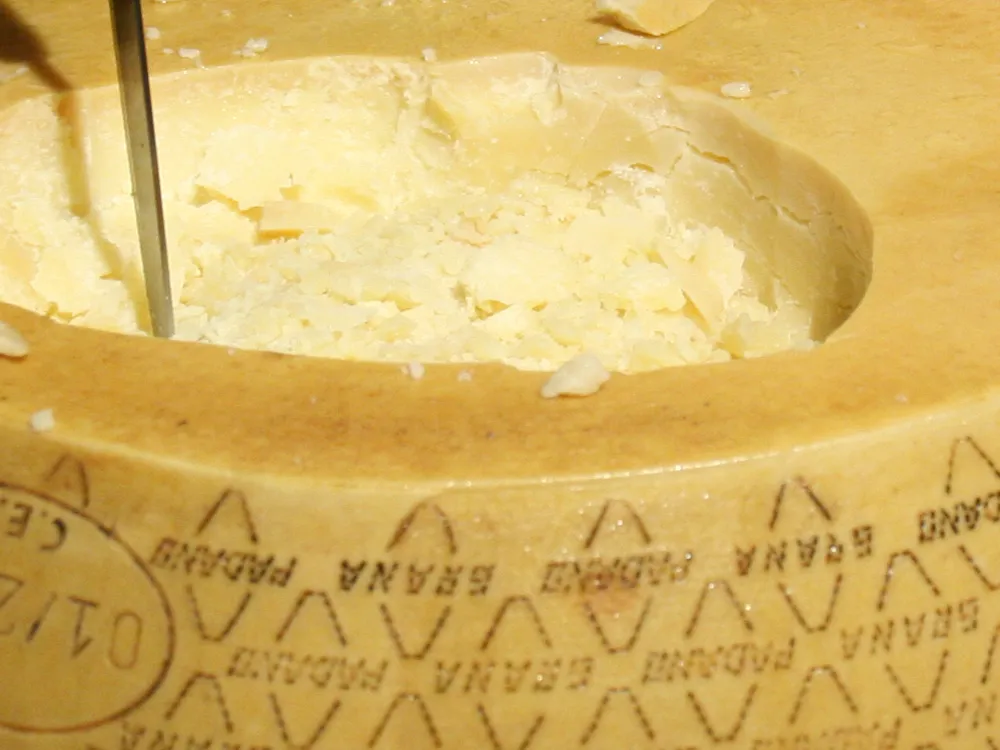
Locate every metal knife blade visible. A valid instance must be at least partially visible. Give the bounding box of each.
[108,0,174,338]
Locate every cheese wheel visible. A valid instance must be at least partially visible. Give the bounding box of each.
[1,1,999,749]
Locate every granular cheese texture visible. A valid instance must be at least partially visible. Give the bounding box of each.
[0,54,817,374]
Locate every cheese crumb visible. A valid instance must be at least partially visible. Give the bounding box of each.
[541,354,610,399]
[236,38,269,58]
[597,28,664,49]
[178,48,201,60]
[403,362,426,380]
[421,48,438,63]
[162,48,175,55]
[29,409,55,433]
[145,27,162,41]
[721,81,753,99]
[0,321,29,358]
[458,369,474,382]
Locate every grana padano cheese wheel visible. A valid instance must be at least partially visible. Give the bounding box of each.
[0,0,998,748]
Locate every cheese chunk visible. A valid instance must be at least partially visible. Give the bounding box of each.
[597,0,715,36]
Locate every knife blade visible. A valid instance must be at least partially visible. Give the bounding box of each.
[108,0,174,338]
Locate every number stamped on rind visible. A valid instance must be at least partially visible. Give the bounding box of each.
[0,483,175,734]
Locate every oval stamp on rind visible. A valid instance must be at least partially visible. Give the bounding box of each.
[0,483,175,733]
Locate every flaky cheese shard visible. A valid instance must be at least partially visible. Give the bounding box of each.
[597,0,715,36]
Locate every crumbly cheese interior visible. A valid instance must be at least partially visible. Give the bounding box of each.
[0,54,813,373]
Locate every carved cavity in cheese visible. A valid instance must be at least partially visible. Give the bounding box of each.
[0,53,872,374]
[597,0,716,37]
